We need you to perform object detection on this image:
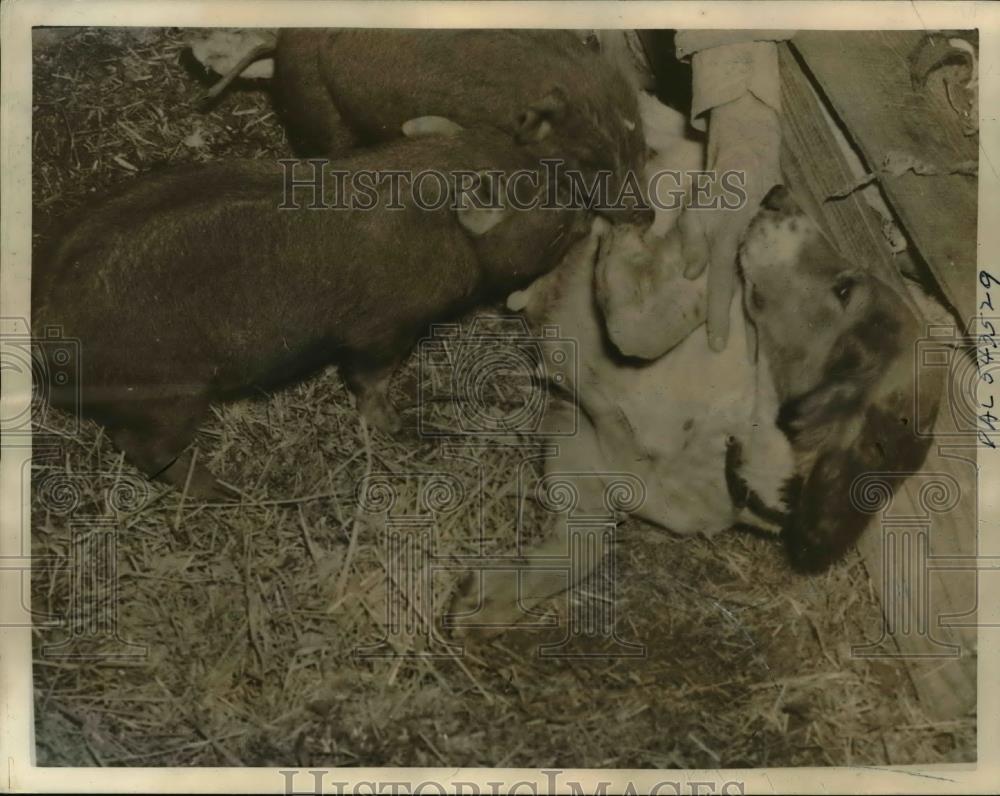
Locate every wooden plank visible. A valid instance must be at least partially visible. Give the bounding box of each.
[778,44,977,720]
[777,45,915,295]
[790,30,978,321]
[853,431,978,721]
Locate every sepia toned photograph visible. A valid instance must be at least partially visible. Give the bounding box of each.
[2,3,994,790]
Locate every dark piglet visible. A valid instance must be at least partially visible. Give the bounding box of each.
[272,28,650,222]
[271,29,358,156]
[33,129,587,498]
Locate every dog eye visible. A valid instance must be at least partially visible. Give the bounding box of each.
[833,277,855,306]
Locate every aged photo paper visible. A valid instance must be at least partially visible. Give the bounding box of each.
[1,1,998,793]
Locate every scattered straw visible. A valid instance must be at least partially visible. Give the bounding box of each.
[29,27,975,769]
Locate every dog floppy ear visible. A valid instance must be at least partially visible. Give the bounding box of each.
[775,334,878,444]
[780,317,943,572]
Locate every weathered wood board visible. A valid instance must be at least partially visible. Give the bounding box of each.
[791,30,979,321]
[779,41,978,720]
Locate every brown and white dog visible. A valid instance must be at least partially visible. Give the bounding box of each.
[452,102,942,628]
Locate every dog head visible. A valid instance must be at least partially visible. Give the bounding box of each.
[741,186,942,571]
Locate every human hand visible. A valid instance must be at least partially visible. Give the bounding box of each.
[679,93,781,351]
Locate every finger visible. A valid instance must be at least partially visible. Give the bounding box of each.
[680,210,709,279]
[706,231,739,352]
[744,310,758,362]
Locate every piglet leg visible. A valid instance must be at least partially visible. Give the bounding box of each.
[108,397,227,500]
[342,359,403,436]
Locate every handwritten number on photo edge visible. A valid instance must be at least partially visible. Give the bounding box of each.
[978,273,998,448]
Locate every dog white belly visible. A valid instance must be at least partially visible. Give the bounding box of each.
[571,290,756,536]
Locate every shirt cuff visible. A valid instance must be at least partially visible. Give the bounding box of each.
[674,29,794,60]
[688,40,783,131]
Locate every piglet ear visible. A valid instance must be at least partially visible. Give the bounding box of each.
[454,171,507,236]
[457,207,506,235]
[507,289,532,311]
[401,116,464,138]
[514,86,568,144]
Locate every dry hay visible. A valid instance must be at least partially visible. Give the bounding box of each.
[29,28,975,768]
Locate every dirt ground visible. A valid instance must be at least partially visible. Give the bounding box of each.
[29,27,975,768]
